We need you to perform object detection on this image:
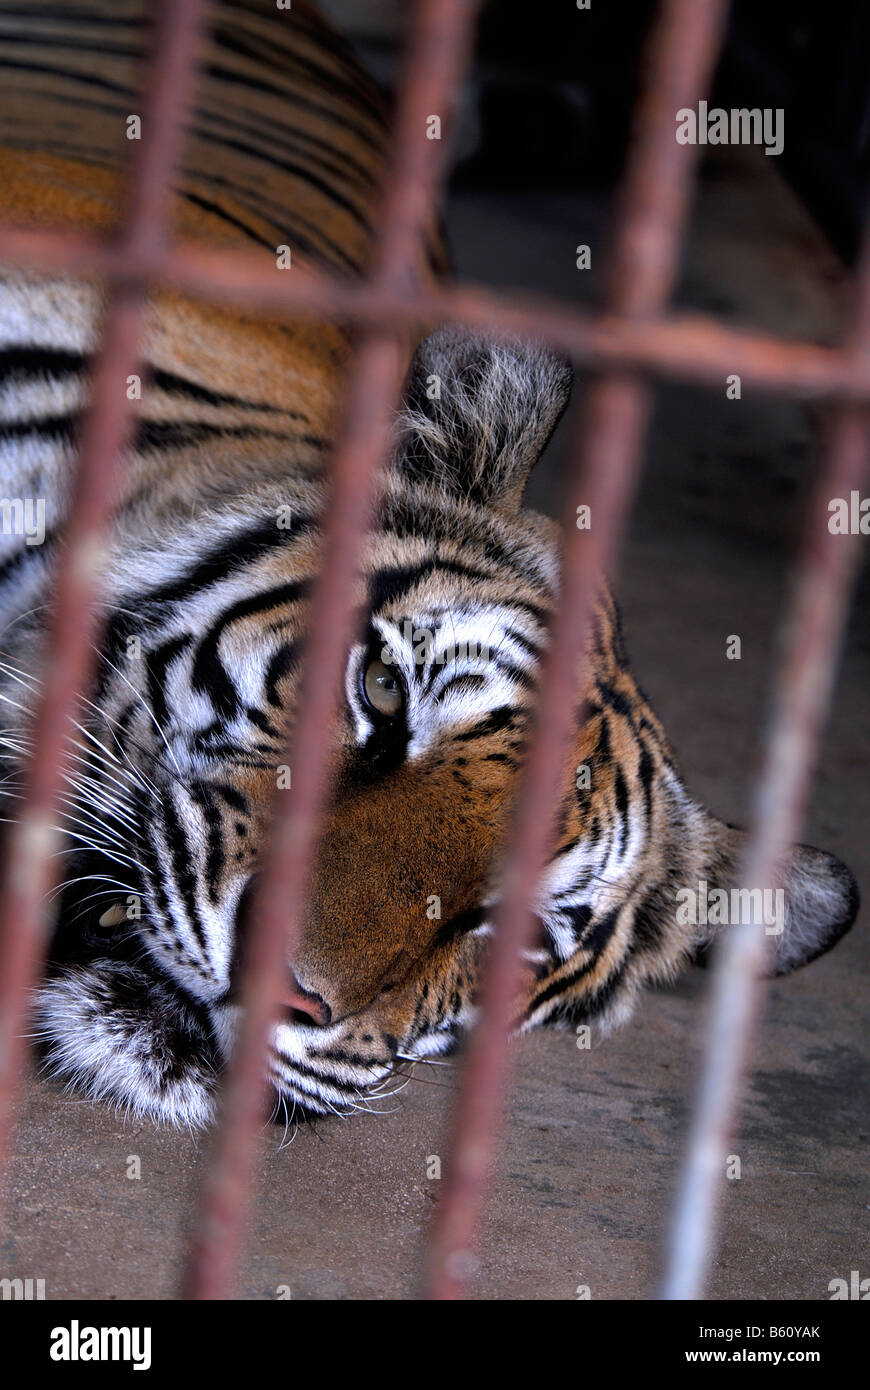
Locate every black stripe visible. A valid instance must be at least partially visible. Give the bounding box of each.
[614,766,629,857]
[202,53,378,157]
[454,705,519,743]
[189,784,225,905]
[188,167,363,273]
[189,95,375,235]
[115,513,313,616]
[0,411,76,443]
[0,31,137,59]
[101,518,314,681]
[111,698,137,752]
[264,642,298,707]
[567,903,592,938]
[136,810,177,942]
[368,560,546,623]
[191,579,309,717]
[245,705,282,738]
[0,344,83,378]
[145,633,193,730]
[490,654,535,690]
[0,53,131,99]
[595,712,611,763]
[583,905,620,956]
[149,367,305,417]
[197,91,376,190]
[638,740,655,824]
[596,679,636,723]
[159,791,209,954]
[632,887,668,952]
[382,497,554,595]
[529,952,626,1018]
[271,1055,365,1101]
[190,738,274,764]
[210,783,249,815]
[503,625,543,660]
[135,419,309,452]
[0,8,141,27]
[208,35,384,149]
[180,188,275,250]
[433,673,486,703]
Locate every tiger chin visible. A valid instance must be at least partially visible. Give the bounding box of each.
[16,325,858,1129]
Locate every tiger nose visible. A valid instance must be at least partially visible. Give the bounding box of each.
[232,876,330,1026]
[282,972,331,1028]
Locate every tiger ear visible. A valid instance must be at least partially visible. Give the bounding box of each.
[393,325,573,509]
[692,816,859,976]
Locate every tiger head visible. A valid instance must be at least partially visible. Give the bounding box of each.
[38,327,858,1125]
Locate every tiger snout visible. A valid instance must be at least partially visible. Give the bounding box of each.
[289,761,510,1026]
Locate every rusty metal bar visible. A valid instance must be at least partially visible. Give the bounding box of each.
[425,0,731,1300]
[181,0,482,1301]
[0,224,865,405]
[662,230,870,1300]
[0,0,207,1196]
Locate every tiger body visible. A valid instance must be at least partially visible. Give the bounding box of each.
[0,0,857,1126]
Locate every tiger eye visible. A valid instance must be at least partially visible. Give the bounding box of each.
[363,658,403,717]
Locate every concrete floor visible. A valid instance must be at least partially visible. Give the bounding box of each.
[2,148,868,1300]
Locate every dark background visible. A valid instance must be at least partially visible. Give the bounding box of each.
[327,0,870,260]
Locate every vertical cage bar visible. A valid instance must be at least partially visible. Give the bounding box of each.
[426,0,730,1301]
[182,0,481,1301]
[662,233,870,1300]
[0,0,207,1196]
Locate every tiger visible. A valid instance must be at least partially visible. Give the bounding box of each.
[0,0,858,1128]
